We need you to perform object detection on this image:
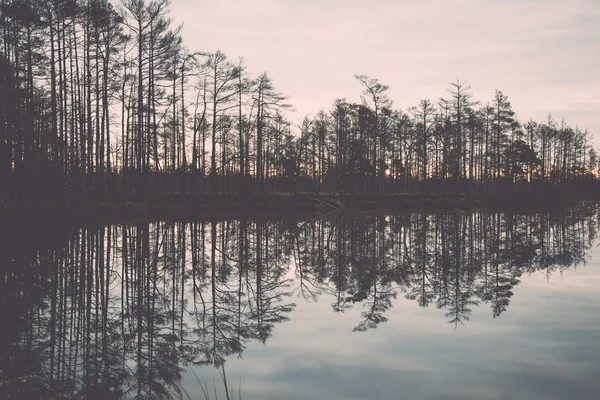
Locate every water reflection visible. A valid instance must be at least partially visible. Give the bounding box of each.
[0,205,598,398]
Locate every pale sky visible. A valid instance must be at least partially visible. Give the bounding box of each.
[168,0,600,143]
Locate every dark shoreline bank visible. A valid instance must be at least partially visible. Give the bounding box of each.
[0,192,594,226]
[1,193,597,253]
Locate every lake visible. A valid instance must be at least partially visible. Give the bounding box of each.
[1,205,600,399]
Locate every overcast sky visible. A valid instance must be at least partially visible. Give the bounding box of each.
[167,0,600,142]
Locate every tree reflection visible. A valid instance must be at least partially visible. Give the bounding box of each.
[0,205,598,398]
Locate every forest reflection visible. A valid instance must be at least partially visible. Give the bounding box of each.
[1,205,598,399]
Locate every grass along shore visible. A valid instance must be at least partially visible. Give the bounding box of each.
[0,191,588,225]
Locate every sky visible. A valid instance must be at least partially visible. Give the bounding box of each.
[167,0,600,143]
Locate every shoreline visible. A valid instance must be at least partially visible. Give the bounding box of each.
[0,193,596,251]
[0,192,594,226]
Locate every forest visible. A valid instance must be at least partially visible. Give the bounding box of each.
[0,205,597,398]
[1,0,599,206]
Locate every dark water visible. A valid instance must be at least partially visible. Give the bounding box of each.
[2,206,600,399]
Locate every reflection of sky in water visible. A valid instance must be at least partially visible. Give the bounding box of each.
[185,250,600,400]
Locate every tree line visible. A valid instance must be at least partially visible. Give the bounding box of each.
[1,206,597,398]
[1,0,598,204]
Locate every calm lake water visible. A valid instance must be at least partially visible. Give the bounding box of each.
[2,206,600,399]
